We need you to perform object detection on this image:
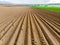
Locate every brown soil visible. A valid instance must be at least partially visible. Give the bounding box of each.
[0,5,60,45]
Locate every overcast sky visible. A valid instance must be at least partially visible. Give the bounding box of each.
[0,0,60,4]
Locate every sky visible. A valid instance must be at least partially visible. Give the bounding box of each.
[0,0,60,4]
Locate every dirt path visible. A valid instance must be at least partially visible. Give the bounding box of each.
[0,6,60,45]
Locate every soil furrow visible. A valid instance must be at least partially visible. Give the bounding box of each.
[0,6,60,45]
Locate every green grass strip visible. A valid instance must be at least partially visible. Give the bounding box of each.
[32,6,60,12]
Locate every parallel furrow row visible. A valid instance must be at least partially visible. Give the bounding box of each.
[0,7,60,45]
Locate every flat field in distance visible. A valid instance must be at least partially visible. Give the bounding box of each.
[32,5,60,12]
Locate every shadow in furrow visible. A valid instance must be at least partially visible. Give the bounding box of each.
[14,15,25,45]
[6,15,24,45]
[0,16,20,40]
[35,12,60,41]
[32,10,60,41]
[29,14,35,45]
[24,14,28,45]
[33,15,54,45]
[32,14,47,45]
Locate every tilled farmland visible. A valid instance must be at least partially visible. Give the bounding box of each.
[0,6,60,45]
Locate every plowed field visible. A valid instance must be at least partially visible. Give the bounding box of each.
[0,6,60,45]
